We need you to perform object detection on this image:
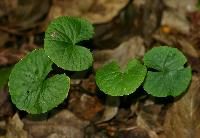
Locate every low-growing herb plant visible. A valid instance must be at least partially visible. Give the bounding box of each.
[96,46,192,97]
[8,16,192,114]
[8,16,94,114]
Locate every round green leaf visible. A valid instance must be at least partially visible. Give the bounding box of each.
[8,49,70,114]
[44,16,94,71]
[95,59,147,96]
[143,46,192,97]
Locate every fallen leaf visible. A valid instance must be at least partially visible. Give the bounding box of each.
[177,38,199,58]
[93,37,145,70]
[48,0,129,24]
[23,110,89,138]
[6,113,28,138]
[136,100,164,138]
[163,75,200,138]
[96,96,120,123]
[161,0,197,34]
[137,0,164,38]
[162,10,190,34]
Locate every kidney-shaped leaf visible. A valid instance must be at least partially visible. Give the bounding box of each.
[8,49,70,114]
[44,16,94,71]
[95,59,147,96]
[143,46,192,97]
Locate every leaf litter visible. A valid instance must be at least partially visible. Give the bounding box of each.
[0,0,200,137]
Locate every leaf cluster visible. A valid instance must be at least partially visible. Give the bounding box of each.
[8,16,192,114]
[9,16,94,114]
[96,46,191,97]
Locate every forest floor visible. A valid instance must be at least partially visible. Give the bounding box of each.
[0,0,200,138]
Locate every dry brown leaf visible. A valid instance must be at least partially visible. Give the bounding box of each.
[23,110,89,138]
[48,0,129,24]
[93,37,145,70]
[136,100,164,138]
[164,75,200,138]
[177,38,199,58]
[162,10,190,34]
[162,0,197,34]
[133,0,146,7]
[6,113,28,138]
[96,96,120,123]
[136,0,164,38]
[161,0,197,34]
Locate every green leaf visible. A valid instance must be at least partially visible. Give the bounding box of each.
[8,49,70,114]
[0,67,12,91]
[143,46,192,97]
[95,59,147,96]
[44,16,94,71]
